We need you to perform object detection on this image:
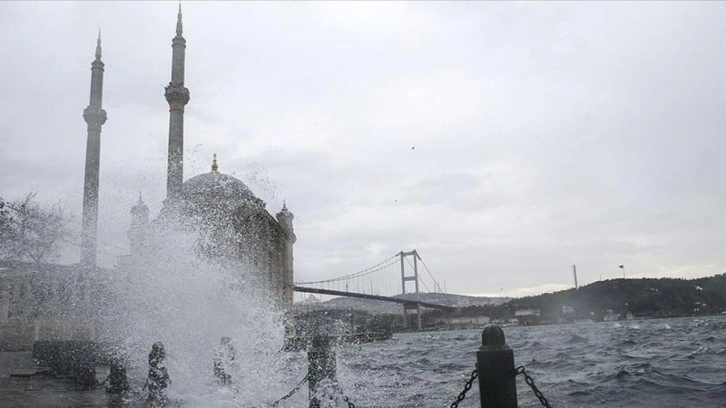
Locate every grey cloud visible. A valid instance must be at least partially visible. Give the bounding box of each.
[2,2,726,295]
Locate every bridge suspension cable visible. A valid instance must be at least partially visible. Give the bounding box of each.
[294,253,399,285]
[416,254,442,293]
[294,250,445,299]
[293,249,451,332]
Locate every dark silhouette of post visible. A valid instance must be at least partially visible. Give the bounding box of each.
[70,341,97,388]
[213,336,236,385]
[107,357,130,394]
[308,335,337,408]
[477,325,518,408]
[145,342,170,404]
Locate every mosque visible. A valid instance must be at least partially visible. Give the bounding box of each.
[0,6,296,349]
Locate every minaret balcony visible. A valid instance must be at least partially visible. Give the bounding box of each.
[165,83,190,106]
[82,106,107,127]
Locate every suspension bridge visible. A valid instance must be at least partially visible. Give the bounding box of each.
[293,250,454,330]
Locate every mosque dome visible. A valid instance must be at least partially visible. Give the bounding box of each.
[130,194,149,217]
[183,171,255,199]
[182,154,256,200]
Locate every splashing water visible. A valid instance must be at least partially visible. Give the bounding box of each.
[90,220,305,407]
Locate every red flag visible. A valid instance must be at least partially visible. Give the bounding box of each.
[619,265,624,269]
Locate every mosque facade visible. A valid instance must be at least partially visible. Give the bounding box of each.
[0,6,296,349]
[121,7,296,318]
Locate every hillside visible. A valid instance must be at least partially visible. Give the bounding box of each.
[295,274,726,326]
[435,274,726,323]
[511,274,726,320]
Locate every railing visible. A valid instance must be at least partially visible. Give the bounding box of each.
[449,325,551,408]
[31,325,551,407]
[273,324,551,407]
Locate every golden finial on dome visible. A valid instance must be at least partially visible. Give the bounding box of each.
[211,153,219,172]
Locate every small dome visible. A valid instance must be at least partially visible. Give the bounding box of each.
[182,171,255,199]
[131,194,149,216]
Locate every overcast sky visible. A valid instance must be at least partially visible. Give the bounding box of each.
[1,1,725,297]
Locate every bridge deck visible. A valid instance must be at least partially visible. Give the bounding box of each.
[293,286,454,311]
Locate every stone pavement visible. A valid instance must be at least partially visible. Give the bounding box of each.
[0,352,128,408]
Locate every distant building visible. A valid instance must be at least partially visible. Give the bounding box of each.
[434,315,490,330]
[514,308,540,325]
[299,294,322,305]
[603,311,620,322]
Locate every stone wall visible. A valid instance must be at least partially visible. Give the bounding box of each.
[0,263,104,351]
[0,320,96,351]
[0,321,35,351]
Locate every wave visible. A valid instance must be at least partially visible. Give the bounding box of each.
[566,334,588,344]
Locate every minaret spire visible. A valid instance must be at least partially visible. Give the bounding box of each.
[176,2,183,36]
[81,33,108,267]
[165,3,190,200]
[95,30,102,59]
[211,153,218,172]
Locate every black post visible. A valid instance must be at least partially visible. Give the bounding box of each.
[107,356,130,394]
[477,325,517,408]
[307,335,337,408]
[213,337,236,385]
[146,342,170,404]
[71,341,97,389]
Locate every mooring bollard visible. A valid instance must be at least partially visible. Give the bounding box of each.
[145,342,170,404]
[70,341,97,388]
[307,334,337,408]
[213,336,236,385]
[477,325,517,408]
[106,356,130,394]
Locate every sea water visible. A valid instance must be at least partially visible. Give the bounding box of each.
[2,315,725,407]
[331,315,726,407]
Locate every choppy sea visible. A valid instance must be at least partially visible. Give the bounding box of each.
[2,315,725,407]
[332,315,726,407]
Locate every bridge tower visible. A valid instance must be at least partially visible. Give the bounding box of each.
[399,250,422,331]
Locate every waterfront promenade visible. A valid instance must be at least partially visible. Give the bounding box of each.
[0,352,115,408]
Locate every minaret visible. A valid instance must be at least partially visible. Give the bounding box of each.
[165,4,190,200]
[80,32,108,267]
[128,194,150,257]
[276,202,296,243]
[276,202,296,335]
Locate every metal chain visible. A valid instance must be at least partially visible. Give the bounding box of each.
[270,372,310,407]
[450,366,479,408]
[515,366,552,408]
[333,382,356,408]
